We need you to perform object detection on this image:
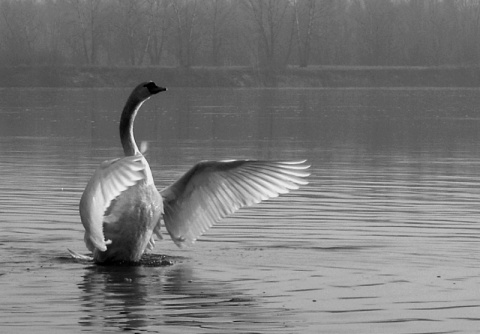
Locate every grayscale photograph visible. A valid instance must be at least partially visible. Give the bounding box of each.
[0,0,479,333]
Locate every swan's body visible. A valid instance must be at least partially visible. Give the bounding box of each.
[79,81,310,263]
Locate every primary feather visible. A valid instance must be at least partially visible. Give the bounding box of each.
[161,160,310,247]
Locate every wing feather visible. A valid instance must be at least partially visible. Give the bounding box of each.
[160,160,310,247]
[79,155,147,252]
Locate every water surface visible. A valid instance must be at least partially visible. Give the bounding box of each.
[1,87,479,333]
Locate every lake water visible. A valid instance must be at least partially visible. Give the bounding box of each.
[0,87,479,333]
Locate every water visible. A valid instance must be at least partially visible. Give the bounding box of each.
[1,87,480,333]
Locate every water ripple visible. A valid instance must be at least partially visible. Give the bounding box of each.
[2,88,480,333]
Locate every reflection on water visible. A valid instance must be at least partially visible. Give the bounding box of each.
[77,261,292,333]
[1,88,480,333]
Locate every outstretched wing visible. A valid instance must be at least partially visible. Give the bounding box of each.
[160,160,310,247]
[79,155,147,252]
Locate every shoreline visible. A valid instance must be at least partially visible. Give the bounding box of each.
[1,65,480,88]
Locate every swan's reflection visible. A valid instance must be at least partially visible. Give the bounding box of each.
[78,258,192,329]
[76,257,281,331]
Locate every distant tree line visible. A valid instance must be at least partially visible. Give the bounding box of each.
[2,0,480,69]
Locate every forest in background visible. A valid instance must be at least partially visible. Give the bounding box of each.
[2,0,480,69]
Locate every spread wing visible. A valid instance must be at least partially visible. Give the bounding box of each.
[79,155,147,252]
[160,160,310,247]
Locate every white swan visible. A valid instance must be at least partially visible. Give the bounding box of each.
[78,81,310,263]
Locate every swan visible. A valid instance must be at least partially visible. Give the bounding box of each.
[78,81,310,263]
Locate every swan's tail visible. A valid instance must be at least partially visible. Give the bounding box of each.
[140,141,148,154]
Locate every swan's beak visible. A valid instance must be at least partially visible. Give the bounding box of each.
[151,86,167,94]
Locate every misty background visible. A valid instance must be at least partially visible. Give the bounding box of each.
[2,0,480,70]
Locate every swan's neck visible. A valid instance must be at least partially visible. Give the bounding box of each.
[119,97,144,156]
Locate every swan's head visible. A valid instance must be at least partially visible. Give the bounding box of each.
[132,81,167,102]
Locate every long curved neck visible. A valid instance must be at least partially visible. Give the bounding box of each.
[119,96,144,156]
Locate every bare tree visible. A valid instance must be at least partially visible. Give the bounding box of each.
[457,0,480,64]
[0,0,41,64]
[205,0,233,66]
[171,0,200,68]
[351,0,397,65]
[66,0,105,65]
[145,0,171,65]
[40,0,68,64]
[292,0,316,67]
[242,0,292,70]
[111,0,148,66]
